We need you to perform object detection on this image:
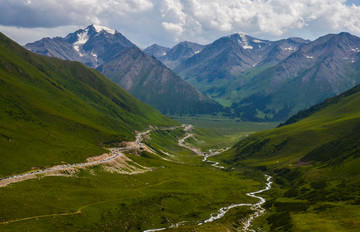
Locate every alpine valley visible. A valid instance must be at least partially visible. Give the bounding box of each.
[1,20,360,232]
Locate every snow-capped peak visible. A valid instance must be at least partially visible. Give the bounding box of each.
[92,25,116,35]
[236,33,253,49]
[70,25,116,56]
[236,33,247,39]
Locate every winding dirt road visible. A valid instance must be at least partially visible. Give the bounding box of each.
[0,125,180,187]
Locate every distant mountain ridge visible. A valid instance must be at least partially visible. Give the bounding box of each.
[174,33,308,90]
[25,25,222,116]
[27,27,360,121]
[169,32,360,121]
[229,32,360,121]
[155,41,206,69]
[143,44,170,60]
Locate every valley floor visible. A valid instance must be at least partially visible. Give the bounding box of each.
[0,121,275,231]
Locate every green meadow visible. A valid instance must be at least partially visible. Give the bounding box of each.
[172,116,278,151]
[0,125,265,232]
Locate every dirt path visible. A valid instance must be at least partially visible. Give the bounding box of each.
[0,125,180,187]
[178,124,229,168]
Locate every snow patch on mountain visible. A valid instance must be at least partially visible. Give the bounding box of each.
[73,29,90,57]
[93,25,115,35]
[243,44,253,49]
[237,33,253,49]
[284,47,295,51]
[253,39,264,43]
[238,33,246,40]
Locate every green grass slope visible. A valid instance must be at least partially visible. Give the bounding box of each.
[0,32,176,176]
[219,83,360,231]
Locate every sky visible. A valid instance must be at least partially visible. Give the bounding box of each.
[0,0,360,48]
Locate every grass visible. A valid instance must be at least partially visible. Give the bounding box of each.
[172,115,278,151]
[144,128,202,164]
[0,126,263,232]
[0,32,176,176]
[218,84,360,230]
[292,203,360,231]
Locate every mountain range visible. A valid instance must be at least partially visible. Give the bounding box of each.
[165,32,360,121]
[173,34,308,86]
[228,32,360,120]
[25,25,221,116]
[145,41,206,69]
[26,25,360,122]
[143,44,170,60]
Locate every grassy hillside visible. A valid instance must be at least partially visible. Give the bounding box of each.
[0,32,176,176]
[218,83,360,230]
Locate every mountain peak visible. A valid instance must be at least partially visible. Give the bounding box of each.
[316,31,358,43]
[143,44,170,59]
[235,33,247,39]
[89,24,116,35]
[64,24,117,43]
[146,44,168,49]
[225,33,255,50]
[27,24,135,68]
